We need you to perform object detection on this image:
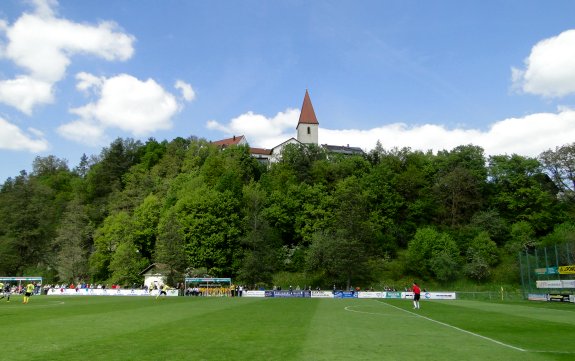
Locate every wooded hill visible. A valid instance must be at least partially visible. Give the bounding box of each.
[1,137,574,289]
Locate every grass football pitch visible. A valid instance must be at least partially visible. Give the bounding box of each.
[1,294,574,360]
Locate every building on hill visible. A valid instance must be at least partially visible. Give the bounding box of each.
[139,263,167,289]
[322,144,365,156]
[296,89,319,145]
[212,135,247,148]
[212,90,364,164]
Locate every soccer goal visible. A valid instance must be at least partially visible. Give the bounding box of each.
[184,277,232,297]
[0,277,43,295]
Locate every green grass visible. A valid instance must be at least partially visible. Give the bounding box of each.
[0,294,574,360]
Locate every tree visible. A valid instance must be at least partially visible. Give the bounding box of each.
[73,153,90,178]
[541,222,575,246]
[406,227,460,280]
[155,210,187,285]
[132,194,162,260]
[469,210,509,246]
[238,182,280,286]
[434,167,482,226]
[507,221,536,254]
[0,171,56,275]
[174,180,242,276]
[279,143,327,183]
[109,239,147,286]
[306,177,375,289]
[32,155,69,176]
[53,199,92,283]
[464,231,498,281]
[539,143,575,202]
[433,145,487,227]
[391,149,439,244]
[85,137,143,202]
[362,157,404,255]
[90,212,133,281]
[488,154,560,234]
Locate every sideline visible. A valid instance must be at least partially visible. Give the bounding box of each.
[374,300,526,352]
[373,300,575,355]
[344,305,416,318]
[0,300,65,309]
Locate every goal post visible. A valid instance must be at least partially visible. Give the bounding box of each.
[0,277,43,295]
[184,277,232,297]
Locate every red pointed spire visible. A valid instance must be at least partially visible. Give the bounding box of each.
[298,89,319,126]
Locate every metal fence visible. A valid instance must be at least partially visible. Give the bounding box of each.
[456,290,524,302]
[518,242,575,298]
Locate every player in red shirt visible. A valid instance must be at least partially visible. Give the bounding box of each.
[412,282,421,309]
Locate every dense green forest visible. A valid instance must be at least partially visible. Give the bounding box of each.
[1,137,574,289]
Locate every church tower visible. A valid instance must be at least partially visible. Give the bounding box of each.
[296,90,319,145]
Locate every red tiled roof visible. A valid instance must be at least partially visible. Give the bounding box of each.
[298,89,319,126]
[250,147,272,155]
[213,135,245,147]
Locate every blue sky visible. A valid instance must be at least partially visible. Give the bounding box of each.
[1,0,575,182]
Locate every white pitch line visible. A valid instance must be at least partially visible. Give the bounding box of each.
[376,300,526,352]
[344,305,416,318]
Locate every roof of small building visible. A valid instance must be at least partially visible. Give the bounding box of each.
[250,147,272,155]
[212,135,246,147]
[139,263,168,276]
[322,144,365,155]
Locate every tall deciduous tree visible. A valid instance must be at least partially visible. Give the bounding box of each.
[407,227,460,280]
[539,143,575,202]
[306,176,375,289]
[90,211,133,281]
[175,181,242,276]
[54,199,92,283]
[488,154,559,234]
[464,231,498,281]
[434,145,487,227]
[155,210,187,285]
[132,194,161,260]
[238,182,280,286]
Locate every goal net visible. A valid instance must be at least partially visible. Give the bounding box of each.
[0,277,43,295]
[184,277,232,297]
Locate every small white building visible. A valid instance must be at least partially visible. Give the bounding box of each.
[139,264,167,290]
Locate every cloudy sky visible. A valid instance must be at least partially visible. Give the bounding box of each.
[1,0,575,182]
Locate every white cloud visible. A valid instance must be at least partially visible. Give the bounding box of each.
[29,0,58,18]
[0,117,49,152]
[207,108,301,148]
[56,119,107,146]
[75,72,104,95]
[209,107,575,158]
[61,73,179,142]
[0,76,53,114]
[0,0,134,112]
[174,80,196,102]
[512,29,575,97]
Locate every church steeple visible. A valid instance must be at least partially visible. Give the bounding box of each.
[298,89,319,126]
[296,89,319,144]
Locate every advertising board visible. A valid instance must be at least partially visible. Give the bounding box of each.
[311,291,334,298]
[243,290,265,297]
[333,291,357,298]
[536,280,563,288]
[267,290,311,298]
[357,292,386,299]
[527,294,548,301]
[548,294,570,302]
[46,288,178,296]
[558,265,575,274]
